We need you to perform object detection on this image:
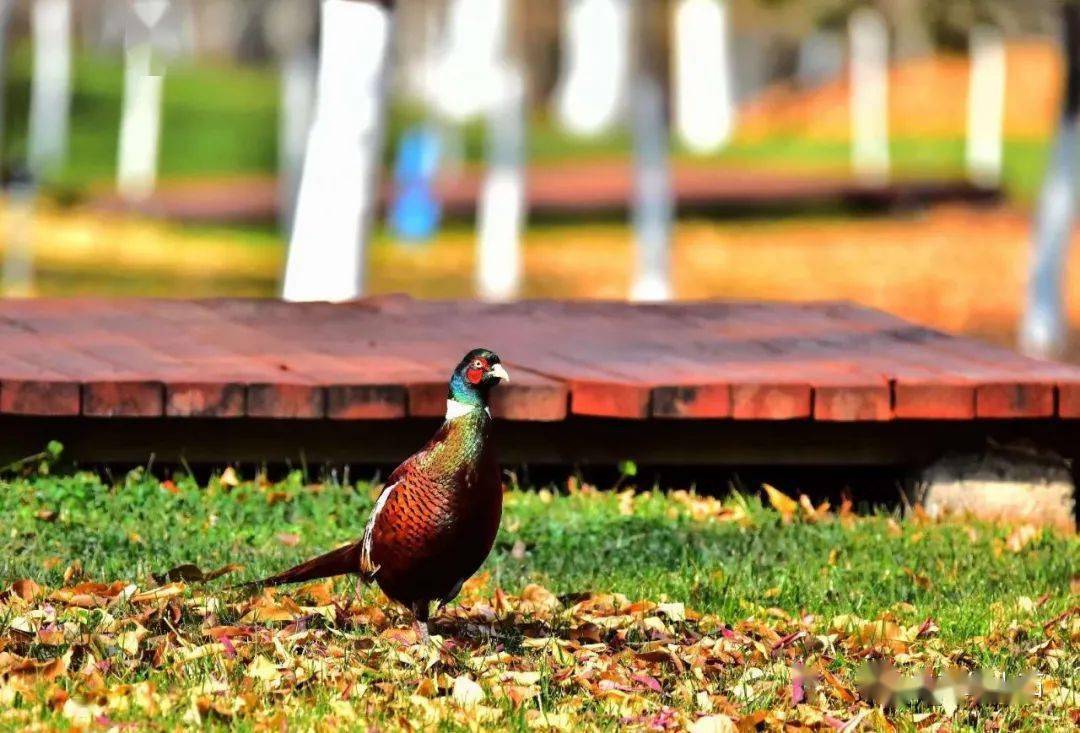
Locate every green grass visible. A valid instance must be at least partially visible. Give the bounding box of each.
[2,49,280,189]
[0,48,1054,204]
[0,467,1075,730]
[0,468,1073,646]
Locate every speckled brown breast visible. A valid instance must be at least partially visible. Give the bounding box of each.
[366,441,502,605]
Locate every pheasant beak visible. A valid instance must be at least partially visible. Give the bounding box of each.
[489,363,510,383]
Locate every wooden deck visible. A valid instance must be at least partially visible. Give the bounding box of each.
[1,297,1079,466]
[91,167,999,224]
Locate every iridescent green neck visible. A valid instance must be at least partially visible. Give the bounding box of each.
[422,407,489,475]
[448,370,488,408]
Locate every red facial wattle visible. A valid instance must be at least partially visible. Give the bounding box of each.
[466,367,485,385]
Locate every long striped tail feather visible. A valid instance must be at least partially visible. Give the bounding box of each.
[236,542,364,590]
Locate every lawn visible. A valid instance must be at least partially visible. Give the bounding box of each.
[0,47,1054,203]
[0,461,1075,730]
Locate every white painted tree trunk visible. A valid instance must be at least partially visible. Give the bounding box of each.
[278,48,317,232]
[282,0,394,303]
[27,0,72,178]
[630,74,673,302]
[554,0,631,137]
[431,0,511,123]
[849,7,890,185]
[673,0,735,154]
[1,176,37,297]
[1022,121,1077,359]
[476,71,526,301]
[117,43,165,202]
[1021,5,1080,359]
[966,25,1006,188]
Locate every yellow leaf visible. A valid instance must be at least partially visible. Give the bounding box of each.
[62,699,101,727]
[117,631,142,656]
[502,671,541,686]
[1005,524,1040,553]
[658,602,686,622]
[452,675,485,706]
[245,655,281,683]
[690,715,738,733]
[762,484,798,519]
[130,583,186,604]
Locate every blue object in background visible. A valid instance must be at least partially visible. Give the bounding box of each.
[390,126,442,242]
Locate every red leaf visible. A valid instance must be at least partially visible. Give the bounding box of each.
[631,673,662,693]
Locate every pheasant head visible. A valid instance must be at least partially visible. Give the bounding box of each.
[447,348,509,413]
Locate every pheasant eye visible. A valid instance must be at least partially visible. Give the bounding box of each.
[472,360,484,369]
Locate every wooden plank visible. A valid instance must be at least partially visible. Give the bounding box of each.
[95,301,273,418]
[883,327,1061,419]
[649,384,731,419]
[0,297,1073,430]
[0,322,87,415]
[122,300,326,419]
[338,299,578,420]
[462,301,734,419]
[801,306,975,420]
[173,300,390,419]
[911,332,1080,418]
[1057,387,1080,418]
[812,303,1080,419]
[675,302,889,421]
[200,300,441,420]
[0,300,168,417]
[335,303,569,421]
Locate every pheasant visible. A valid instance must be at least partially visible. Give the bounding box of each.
[245,349,509,640]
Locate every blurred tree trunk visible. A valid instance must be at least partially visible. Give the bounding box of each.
[879,0,931,58]
[629,0,672,301]
[27,0,72,178]
[1021,1,1080,358]
[282,0,395,302]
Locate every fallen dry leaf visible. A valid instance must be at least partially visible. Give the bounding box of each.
[452,676,485,706]
[1004,524,1040,553]
[8,579,42,602]
[276,533,301,547]
[689,714,737,733]
[762,484,798,521]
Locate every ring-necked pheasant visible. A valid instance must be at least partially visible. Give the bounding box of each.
[244,349,509,640]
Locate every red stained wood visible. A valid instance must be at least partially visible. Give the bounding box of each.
[165,383,247,418]
[976,383,1056,419]
[0,317,111,416]
[650,385,731,419]
[570,380,652,419]
[1057,384,1080,417]
[83,381,164,418]
[814,383,892,422]
[892,382,975,420]
[0,298,1073,426]
[247,383,326,419]
[0,380,81,416]
[325,385,408,420]
[731,383,812,420]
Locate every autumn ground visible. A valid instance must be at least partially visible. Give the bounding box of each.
[0,459,1075,731]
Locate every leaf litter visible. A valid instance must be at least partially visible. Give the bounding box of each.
[0,484,1075,730]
